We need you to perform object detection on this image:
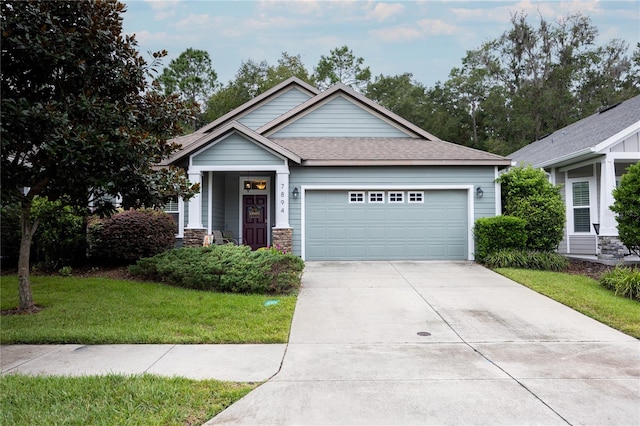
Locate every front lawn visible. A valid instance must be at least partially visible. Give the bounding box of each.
[0,374,257,425]
[0,275,296,344]
[496,268,640,339]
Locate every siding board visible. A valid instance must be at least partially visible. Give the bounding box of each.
[192,133,284,166]
[239,88,312,130]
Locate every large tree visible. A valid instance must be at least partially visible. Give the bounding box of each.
[314,45,371,91]
[439,12,639,155]
[205,52,315,122]
[155,48,218,110]
[1,0,198,311]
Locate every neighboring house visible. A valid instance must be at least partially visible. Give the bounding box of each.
[161,77,511,261]
[509,95,640,260]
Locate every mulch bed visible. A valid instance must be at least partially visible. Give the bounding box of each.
[565,258,614,281]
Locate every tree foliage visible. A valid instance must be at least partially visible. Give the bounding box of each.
[496,166,565,251]
[610,162,640,256]
[205,53,314,122]
[1,0,199,311]
[154,48,218,110]
[314,45,371,91]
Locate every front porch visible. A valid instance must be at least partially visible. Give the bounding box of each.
[178,168,295,253]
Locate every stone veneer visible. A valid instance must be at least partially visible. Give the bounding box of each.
[183,228,207,247]
[272,227,293,254]
[598,236,627,260]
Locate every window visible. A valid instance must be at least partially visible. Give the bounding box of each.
[349,192,365,203]
[163,197,180,229]
[408,191,424,203]
[388,192,404,203]
[368,192,384,203]
[571,181,591,233]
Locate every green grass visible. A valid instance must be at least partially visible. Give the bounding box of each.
[496,268,640,339]
[0,373,257,425]
[1,275,296,344]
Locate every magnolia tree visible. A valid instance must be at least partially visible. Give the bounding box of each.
[1,0,199,312]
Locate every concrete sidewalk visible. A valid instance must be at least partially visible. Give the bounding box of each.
[207,261,640,425]
[1,344,285,382]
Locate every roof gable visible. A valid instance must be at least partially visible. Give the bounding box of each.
[510,95,640,168]
[258,83,442,141]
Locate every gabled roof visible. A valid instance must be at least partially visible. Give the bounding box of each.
[509,95,640,168]
[198,77,319,135]
[161,121,301,166]
[164,77,510,167]
[258,82,442,141]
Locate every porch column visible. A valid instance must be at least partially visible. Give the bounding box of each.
[273,170,293,253]
[274,170,290,228]
[599,155,617,236]
[184,171,206,247]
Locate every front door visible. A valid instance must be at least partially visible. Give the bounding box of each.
[243,194,268,250]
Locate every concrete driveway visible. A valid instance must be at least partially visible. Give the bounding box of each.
[208,261,640,425]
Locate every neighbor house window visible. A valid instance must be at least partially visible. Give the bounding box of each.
[349,192,365,203]
[388,192,404,203]
[368,192,384,203]
[408,192,424,203]
[571,181,591,233]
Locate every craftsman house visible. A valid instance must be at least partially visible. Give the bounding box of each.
[162,77,511,260]
[509,95,640,260]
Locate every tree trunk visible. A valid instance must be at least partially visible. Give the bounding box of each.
[17,199,38,312]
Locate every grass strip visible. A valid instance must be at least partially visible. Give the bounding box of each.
[496,268,640,339]
[1,275,296,344]
[0,373,257,425]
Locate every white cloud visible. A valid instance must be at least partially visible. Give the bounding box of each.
[417,19,457,36]
[451,0,602,24]
[366,2,405,22]
[371,26,424,42]
[142,0,182,21]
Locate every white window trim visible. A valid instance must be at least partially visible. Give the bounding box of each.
[388,192,404,203]
[348,191,365,204]
[566,177,597,235]
[408,191,424,203]
[368,191,385,203]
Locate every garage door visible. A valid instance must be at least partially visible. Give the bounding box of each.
[305,190,468,260]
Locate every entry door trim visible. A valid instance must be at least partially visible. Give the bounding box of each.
[300,185,474,261]
[238,176,271,247]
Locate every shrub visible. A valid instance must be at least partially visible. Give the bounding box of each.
[129,245,304,294]
[497,165,565,251]
[88,209,176,263]
[474,215,527,262]
[32,197,87,267]
[600,266,640,301]
[610,162,640,256]
[483,249,569,271]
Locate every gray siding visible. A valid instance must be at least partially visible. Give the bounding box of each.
[569,235,597,255]
[272,95,410,138]
[211,172,225,230]
[201,173,209,228]
[192,133,284,166]
[567,165,593,179]
[239,88,312,130]
[224,174,241,239]
[289,166,497,257]
[609,130,640,152]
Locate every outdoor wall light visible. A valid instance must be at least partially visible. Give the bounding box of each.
[592,223,600,235]
[476,186,484,198]
[292,187,299,199]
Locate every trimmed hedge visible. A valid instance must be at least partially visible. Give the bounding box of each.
[88,209,176,263]
[600,266,640,301]
[483,248,569,271]
[474,215,527,262]
[129,245,304,294]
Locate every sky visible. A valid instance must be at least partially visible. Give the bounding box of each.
[121,0,640,88]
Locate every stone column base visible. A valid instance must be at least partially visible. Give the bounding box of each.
[184,228,207,247]
[598,235,626,260]
[272,227,293,254]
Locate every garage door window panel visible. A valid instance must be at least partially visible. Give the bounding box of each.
[349,192,365,203]
[389,192,404,203]
[368,192,385,203]
[408,192,424,203]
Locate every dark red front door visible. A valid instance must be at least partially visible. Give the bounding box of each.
[243,195,267,250]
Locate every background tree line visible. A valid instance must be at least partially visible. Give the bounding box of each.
[157,12,640,156]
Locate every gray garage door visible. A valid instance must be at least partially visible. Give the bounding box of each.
[305,190,468,260]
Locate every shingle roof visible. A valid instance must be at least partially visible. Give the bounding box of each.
[509,95,640,167]
[271,137,510,165]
